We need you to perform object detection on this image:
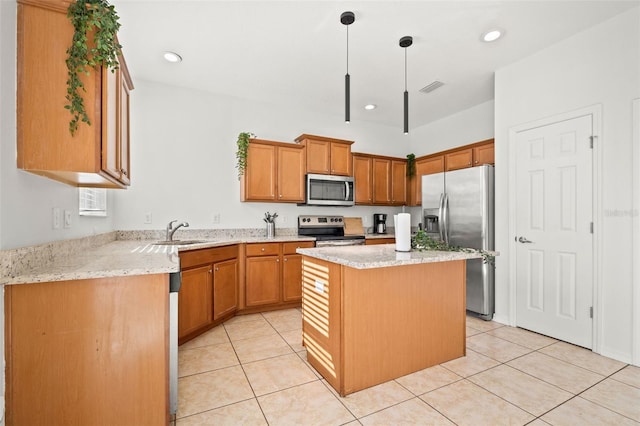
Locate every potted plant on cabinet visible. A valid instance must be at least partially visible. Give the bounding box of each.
[236,131,255,179]
[65,0,122,135]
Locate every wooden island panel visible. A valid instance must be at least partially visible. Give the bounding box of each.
[302,257,466,396]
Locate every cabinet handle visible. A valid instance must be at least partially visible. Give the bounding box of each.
[276,258,280,262]
[284,258,288,262]
[279,194,282,198]
[208,269,212,274]
[215,267,219,271]
[261,248,265,251]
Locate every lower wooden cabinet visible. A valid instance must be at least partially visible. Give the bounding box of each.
[5,275,169,424]
[244,241,314,309]
[365,238,395,245]
[179,245,238,344]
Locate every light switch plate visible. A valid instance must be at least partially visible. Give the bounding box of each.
[63,210,72,229]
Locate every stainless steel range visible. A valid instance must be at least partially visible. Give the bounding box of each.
[298,215,365,247]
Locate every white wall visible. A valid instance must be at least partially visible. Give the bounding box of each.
[494,7,640,363]
[409,100,495,156]
[111,80,411,232]
[0,1,115,251]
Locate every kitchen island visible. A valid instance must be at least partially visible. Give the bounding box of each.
[296,244,484,396]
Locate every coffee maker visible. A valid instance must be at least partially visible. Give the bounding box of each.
[373,213,387,234]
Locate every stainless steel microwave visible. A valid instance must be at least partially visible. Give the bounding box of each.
[304,174,355,206]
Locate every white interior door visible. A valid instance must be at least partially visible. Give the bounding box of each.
[515,114,593,348]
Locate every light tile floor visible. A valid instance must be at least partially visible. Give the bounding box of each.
[176,308,640,425]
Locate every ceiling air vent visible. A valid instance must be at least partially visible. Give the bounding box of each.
[419,81,444,94]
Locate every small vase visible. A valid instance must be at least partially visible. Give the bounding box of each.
[266,222,275,238]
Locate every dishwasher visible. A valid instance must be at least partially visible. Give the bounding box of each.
[169,272,181,416]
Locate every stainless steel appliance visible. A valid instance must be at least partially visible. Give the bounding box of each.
[298,215,365,246]
[169,272,181,416]
[373,213,387,234]
[422,164,494,320]
[303,174,355,206]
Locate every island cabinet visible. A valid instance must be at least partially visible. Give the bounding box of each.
[243,241,315,311]
[16,0,133,188]
[295,134,354,176]
[301,255,467,396]
[4,275,169,425]
[241,139,306,203]
[179,245,238,344]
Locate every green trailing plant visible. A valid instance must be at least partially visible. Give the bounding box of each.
[236,132,255,179]
[411,229,495,265]
[406,153,416,177]
[66,0,122,135]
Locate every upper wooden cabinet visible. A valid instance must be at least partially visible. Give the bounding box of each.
[473,142,495,166]
[295,134,354,176]
[16,0,133,188]
[445,149,473,171]
[241,139,306,202]
[391,160,407,205]
[353,154,373,204]
[407,139,494,206]
[369,156,408,206]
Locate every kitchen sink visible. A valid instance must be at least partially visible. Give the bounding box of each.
[153,240,206,246]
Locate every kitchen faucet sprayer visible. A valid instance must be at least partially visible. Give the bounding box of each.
[166,220,189,241]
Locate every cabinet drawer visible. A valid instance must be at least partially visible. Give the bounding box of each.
[180,245,238,269]
[282,241,315,254]
[246,243,280,257]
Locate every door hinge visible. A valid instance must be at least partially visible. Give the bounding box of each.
[590,222,594,234]
[589,135,595,149]
[589,306,593,318]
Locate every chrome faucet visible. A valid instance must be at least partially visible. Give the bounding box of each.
[166,220,189,241]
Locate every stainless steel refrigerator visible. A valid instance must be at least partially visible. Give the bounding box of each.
[422,164,494,320]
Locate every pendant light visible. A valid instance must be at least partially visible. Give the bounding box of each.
[341,11,355,123]
[399,36,413,134]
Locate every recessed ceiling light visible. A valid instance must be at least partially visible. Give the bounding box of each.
[163,51,182,63]
[482,29,503,42]
[364,104,377,110]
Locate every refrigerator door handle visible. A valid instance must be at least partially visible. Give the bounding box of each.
[442,193,450,245]
[438,193,445,241]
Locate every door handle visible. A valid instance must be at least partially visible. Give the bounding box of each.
[518,236,533,243]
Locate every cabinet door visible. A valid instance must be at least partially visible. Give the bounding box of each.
[305,140,331,174]
[282,253,304,302]
[178,265,213,340]
[412,156,445,205]
[330,142,352,176]
[102,67,120,182]
[119,66,132,185]
[277,145,306,202]
[243,143,277,201]
[391,160,407,205]
[473,143,494,166]
[213,258,238,321]
[353,155,373,204]
[365,238,395,245]
[445,149,473,171]
[372,158,391,204]
[245,256,280,306]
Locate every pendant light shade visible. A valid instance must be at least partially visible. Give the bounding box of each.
[399,36,413,134]
[341,11,355,123]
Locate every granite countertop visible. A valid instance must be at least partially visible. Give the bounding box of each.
[1,235,315,286]
[297,244,484,270]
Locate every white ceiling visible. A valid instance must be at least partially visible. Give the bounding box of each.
[113,0,638,130]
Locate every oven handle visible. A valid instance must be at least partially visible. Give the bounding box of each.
[316,239,365,247]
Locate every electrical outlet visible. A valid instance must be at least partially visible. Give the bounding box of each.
[363,216,369,225]
[144,212,153,224]
[281,216,287,224]
[212,213,220,224]
[52,208,61,229]
[63,210,72,229]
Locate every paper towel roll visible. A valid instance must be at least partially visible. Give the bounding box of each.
[394,213,411,252]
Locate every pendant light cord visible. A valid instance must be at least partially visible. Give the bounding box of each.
[404,47,407,91]
[346,25,349,75]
